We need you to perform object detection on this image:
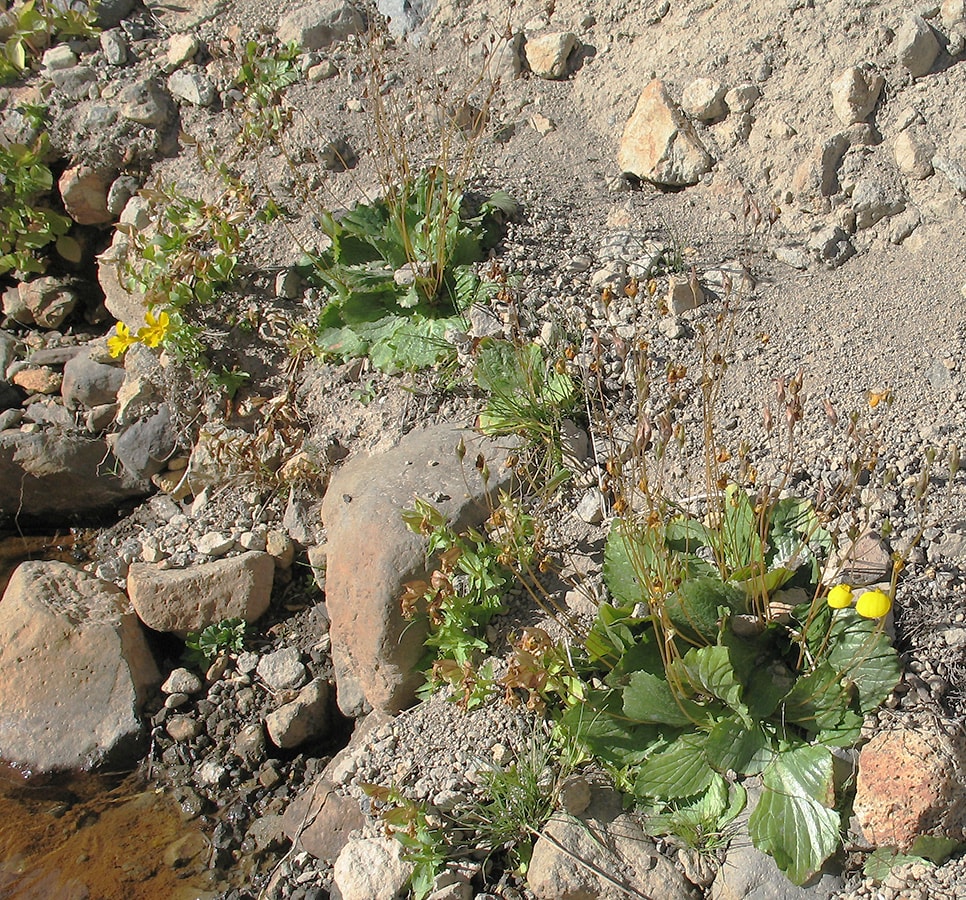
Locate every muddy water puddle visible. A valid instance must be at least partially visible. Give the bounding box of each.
[0,767,221,900]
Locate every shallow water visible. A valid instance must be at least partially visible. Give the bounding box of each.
[0,766,220,900]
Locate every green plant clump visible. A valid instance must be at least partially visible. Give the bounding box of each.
[183,617,247,667]
[558,486,900,884]
[0,133,72,278]
[299,168,517,373]
[1,0,97,84]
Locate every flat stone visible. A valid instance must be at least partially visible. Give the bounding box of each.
[282,779,365,862]
[724,82,760,113]
[667,272,706,315]
[0,561,159,772]
[618,78,713,186]
[113,403,177,479]
[167,70,215,107]
[166,33,199,68]
[13,367,61,395]
[195,531,234,557]
[529,785,696,900]
[127,551,274,638]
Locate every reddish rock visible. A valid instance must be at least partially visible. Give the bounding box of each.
[321,425,516,716]
[13,366,62,395]
[281,779,365,863]
[854,727,966,849]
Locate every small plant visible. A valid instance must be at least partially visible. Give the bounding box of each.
[183,617,247,667]
[233,39,300,146]
[0,133,73,278]
[300,169,517,373]
[473,338,579,479]
[400,493,539,693]
[640,774,746,854]
[0,0,97,84]
[467,730,562,874]
[362,783,447,900]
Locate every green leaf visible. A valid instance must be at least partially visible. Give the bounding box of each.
[706,716,774,775]
[603,519,648,607]
[55,234,82,263]
[863,847,930,882]
[908,834,962,865]
[780,663,855,735]
[748,745,841,884]
[635,732,715,800]
[825,612,900,714]
[623,671,706,727]
[719,484,762,574]
[559,689,658,767]
[665,576,742,644]
[666,644,749,720]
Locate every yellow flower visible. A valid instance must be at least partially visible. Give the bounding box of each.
[137,309,170,348]
[855,589,891,619]
[107,321,137,358]
[827,584,854,609]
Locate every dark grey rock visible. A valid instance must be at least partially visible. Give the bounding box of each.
[62,354,125,409]
[113,403,177,478]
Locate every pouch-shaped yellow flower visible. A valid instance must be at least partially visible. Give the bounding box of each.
[827,584,853,609]
[855,589,891,619]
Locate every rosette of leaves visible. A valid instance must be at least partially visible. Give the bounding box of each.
[299,168,517,373]
[562,488,900,884]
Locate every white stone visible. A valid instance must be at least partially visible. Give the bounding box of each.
[724,82,760,113]
[894,130,935,179]
[896,15,940,77]
[332,838,413,900]
[680,77,726,120]
[524,31,578,79]
[195,531,235,556]
[43,45,77,71]
[830,65,883,125]
[167,70,215,107]
[167,33,200,69]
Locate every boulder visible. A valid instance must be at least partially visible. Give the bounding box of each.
[18,276,79,329]
[321,425,516,716]
[854,726,966,849]
[126,551,275,637]
[617,79,713,187]
[896,16,940,77]
[113,403,177,479]
[276,0,366,50]
[524,31,578,79]
[0,561,159,772]
[61,354,125,409]
[528,784,696,900]
[0,430,149,524]
[829,65,883,125]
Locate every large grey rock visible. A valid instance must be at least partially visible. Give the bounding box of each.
[321,425,516,717]
[113,403,177,479]
[277,0,366,50]
[896,16,940,77]
[61,354,125,409]
[618,79,712,186]
[0,430,149,524]
[0,561,159,772]
[127,551,275,638]
[528,784,697,900]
